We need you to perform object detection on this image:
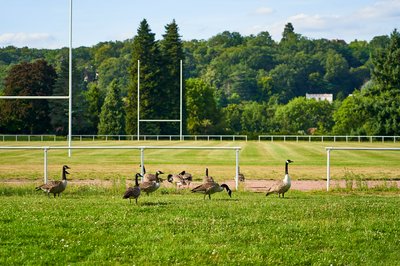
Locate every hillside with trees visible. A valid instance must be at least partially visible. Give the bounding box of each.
[0,20,398,137]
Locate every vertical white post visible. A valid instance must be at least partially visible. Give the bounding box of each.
[140,148,144,182]
[326,148,331,191]
[235,148,239,190]
[137,60,140,141]
[44,147,48,184]
[68,0,73,157]
[180,60,183,141]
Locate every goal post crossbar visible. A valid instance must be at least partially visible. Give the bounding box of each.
[325,147,400,191]
[139,119,181,122]
[0,96,69,99]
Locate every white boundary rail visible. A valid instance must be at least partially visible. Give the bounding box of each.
[0,135,248,142]
[0,145,242,190]
[259,135,400,143]
[325,147,400,191]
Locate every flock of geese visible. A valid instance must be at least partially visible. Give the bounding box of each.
[35,160,294,203]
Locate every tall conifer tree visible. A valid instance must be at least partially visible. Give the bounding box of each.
[160,19,185,134]
[125,19,162,135]
[98,81,125,135]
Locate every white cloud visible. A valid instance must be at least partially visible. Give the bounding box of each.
[0,32,58,48]
[355,0,400,19]
[254,7,274,15]
[288,13,329,30]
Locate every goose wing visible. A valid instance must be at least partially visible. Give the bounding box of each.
[123,186,140,199]
[140,181,154,190]
[191,182,215,194]
[266,180,285,193]
[143,173,156,182]
[36,180,62,191]
[203,176,214,183]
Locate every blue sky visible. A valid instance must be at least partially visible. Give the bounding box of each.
[1,0,399,49]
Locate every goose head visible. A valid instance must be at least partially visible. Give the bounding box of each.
[63,165,70,175]
[179,170,186,176]
[221,184,232,198]
[135,173,142,179]
[167,174,173,183]
[286,159,293,164]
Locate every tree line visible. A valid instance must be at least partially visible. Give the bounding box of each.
[0,20,399,138]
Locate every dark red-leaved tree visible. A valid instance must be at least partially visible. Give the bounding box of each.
[0,59,56,134]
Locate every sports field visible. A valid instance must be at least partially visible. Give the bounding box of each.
[1,140,399,265]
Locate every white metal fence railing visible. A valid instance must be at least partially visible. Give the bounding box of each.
[0,134,247,142]
[259,135,400,143]
[0,135,58,141]
[0,145,242,190]
[325,147,400,191]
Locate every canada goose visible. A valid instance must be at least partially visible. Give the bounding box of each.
[167,172,187,189]
[266,159,293,198]
[180,171,193,185]
[238,166,245,182]
[192,181,232,200]
[123,173,142,204]
[142,166,164,182]
[35,165,70,198]
[140,174,162,195]
[203,168,214,183]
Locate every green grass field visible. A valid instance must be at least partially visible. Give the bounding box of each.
[1,186,399,265]
[1,140,399,265]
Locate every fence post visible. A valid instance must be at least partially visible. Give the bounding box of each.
[235,148,240,191]
[326,148,331,191]
[44,147,48,184]
[140,148,145,182]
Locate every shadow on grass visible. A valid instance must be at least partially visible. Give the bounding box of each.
[215,198,240,202]
[140,201,170,207]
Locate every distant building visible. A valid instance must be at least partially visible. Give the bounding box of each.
[306,93,333,103]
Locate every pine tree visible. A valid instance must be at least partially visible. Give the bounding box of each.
[125,19,162,135]
[98,81,125,135]
[159,19,185,134]
[84,82,103,134]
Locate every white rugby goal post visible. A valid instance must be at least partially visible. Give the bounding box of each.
[0,0,74,157]
[137,60,183,141]
[325,147,400,191]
